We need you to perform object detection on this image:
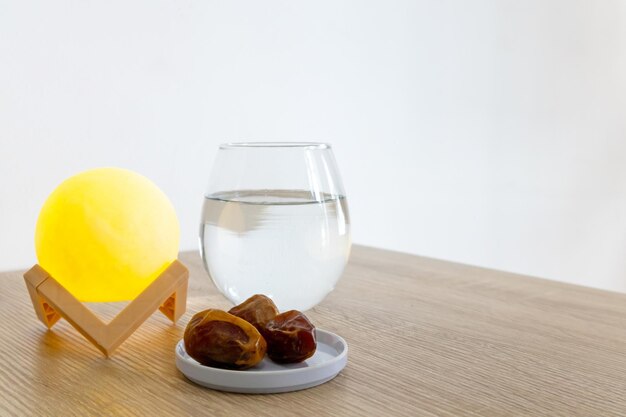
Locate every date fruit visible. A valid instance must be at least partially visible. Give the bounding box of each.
[264,310,317,363]
[228,294,279,333]
[184,309,267,370]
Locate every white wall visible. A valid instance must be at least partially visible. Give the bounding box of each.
[1,1,625,292]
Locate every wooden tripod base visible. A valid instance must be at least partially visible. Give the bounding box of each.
[23,260,189,357]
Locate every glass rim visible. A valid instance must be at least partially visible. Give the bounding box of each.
[219,142,331,150]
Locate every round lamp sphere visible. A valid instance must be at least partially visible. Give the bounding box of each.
[35,167,180,302]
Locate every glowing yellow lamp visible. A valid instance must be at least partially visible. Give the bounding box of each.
[35,167,179,302]
[24,167,189,356]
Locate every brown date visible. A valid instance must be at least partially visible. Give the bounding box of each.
[264,310,317,364]
[228,294,279,333]
[183,309,267,370]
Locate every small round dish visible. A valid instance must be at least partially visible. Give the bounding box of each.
[175,329,348,394]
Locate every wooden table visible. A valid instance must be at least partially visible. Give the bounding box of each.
[1,245,626,416]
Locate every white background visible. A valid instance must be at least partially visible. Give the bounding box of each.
[1,1,625,291]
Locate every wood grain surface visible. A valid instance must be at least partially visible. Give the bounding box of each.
[1,245,626,416]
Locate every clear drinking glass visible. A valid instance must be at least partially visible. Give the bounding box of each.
[199,142,351,311]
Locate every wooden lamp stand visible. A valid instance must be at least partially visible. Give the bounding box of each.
[23,260,189,356]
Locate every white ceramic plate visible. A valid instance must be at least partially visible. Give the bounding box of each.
[175,329,348,394]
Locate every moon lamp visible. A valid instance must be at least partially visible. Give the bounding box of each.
[23,167,189,356]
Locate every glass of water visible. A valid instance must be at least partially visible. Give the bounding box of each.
[200,142,351,311]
